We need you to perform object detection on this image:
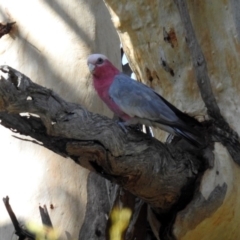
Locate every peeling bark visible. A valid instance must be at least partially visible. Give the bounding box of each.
[3,196,35,239]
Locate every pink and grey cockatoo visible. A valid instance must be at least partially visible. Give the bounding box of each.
[87,53,204,146]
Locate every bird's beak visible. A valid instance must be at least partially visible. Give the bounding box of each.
[88,63,95,73]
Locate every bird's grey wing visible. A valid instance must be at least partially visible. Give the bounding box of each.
[109,74,205,147]
[109,74,179,124]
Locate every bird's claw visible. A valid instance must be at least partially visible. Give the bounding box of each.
[117,121,128,133]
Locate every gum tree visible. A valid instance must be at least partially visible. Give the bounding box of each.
[1,0,240,239]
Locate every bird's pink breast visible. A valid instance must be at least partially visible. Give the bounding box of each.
[93,63,131,121]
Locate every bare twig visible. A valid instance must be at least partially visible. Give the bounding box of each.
[3,196,35,240]
[39,205,53,228]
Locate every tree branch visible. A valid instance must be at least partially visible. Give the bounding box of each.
[3,196,35,240]
[0,65,203,213]
[174,0,240,164]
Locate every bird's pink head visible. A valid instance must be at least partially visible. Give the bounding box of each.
[87,54,120,80]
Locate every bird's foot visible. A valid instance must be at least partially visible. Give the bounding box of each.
[116,121,128,133]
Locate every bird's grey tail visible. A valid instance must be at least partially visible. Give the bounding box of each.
[173,127,205,147]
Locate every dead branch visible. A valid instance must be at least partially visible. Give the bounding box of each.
[3,196,35,240]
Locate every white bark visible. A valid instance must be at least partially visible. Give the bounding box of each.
[103,0,240,239]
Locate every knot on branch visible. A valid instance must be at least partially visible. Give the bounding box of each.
[0,22,15,38]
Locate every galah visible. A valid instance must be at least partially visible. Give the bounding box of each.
[87,53,204,146]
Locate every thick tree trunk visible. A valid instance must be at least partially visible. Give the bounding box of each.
[103,0,240,239]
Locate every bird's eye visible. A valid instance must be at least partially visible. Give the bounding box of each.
[97,58,104,64]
